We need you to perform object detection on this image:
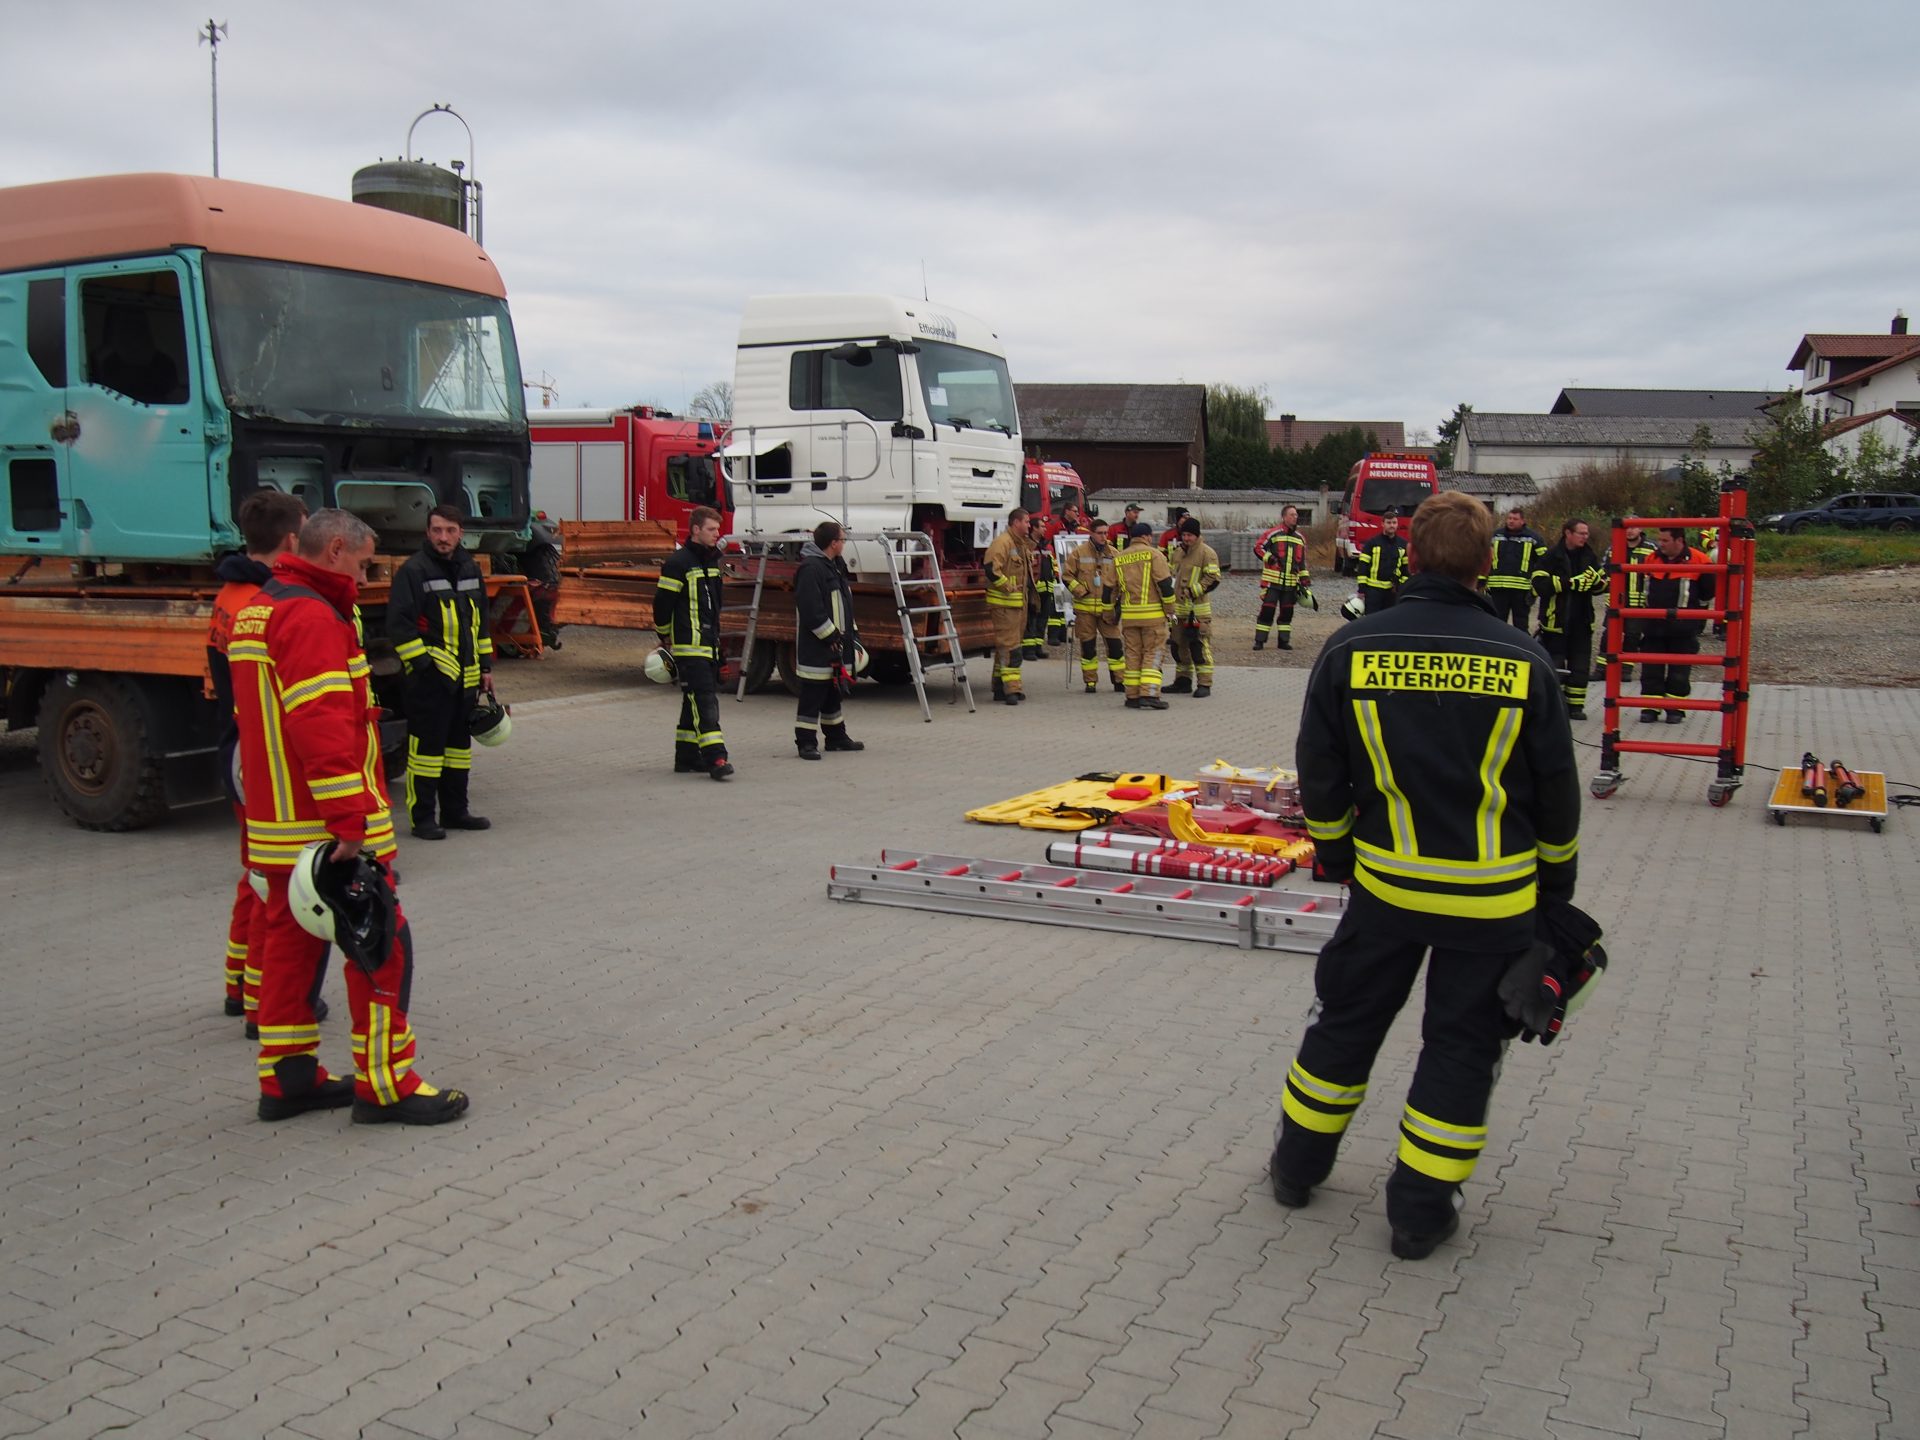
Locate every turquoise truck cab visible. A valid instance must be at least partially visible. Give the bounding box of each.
[0,174,533,831]
[0,173,531,564]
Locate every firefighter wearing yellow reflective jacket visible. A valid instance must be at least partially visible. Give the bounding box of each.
[1167,518,1221,697]
[1104,523,1176,709]
[1356,510,1409,615]
[657,507,733,778]
[1531,516,1608,720]
[1063,519,1124,693]
[1254,507,1311,649]
[1270,493,1581,1260]
[983,511,1033,704]
[387,506,493,840]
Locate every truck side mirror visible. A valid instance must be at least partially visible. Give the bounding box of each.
[1085,502,1099,518]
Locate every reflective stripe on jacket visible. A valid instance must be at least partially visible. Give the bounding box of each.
[1063,540,1117,615]
[1173,541,1222,618]
[1298,574,1581,949]
[230,555,397,868]
[1532,542,1606,634]
[657,541,724,659]
[1111,539,1174,621]
[982,529,1028,609]
[1259,528,1309,589]
[794,544,858,682]
[1357,536,1407,593]
[1486,531,1539,591]
[388,543,492,688]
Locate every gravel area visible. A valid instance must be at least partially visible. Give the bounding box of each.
[3,568,1908,779]
[488,566,1920,703]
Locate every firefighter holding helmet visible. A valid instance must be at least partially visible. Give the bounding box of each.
[1270,492,1581,1258]
[657,506,734,777]
[229,509,469,1125]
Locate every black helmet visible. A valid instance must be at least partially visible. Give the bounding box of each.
[290,842,397,975]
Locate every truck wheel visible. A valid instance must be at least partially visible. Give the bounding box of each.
[869,653,914,685]
[37,674,170,831]
[740,640,776,695]
[774,642,805,697]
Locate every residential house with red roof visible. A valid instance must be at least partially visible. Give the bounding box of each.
[1786,313,1920,464]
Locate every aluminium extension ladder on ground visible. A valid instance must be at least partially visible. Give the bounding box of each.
[730,530,976,722]
[828,849,1345,952]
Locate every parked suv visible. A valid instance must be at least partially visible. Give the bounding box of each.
[1759,491,1920,532]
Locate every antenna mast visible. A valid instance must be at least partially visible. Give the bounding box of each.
[198,20,229,177]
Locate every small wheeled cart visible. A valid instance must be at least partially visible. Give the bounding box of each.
[1766,767,1889,833]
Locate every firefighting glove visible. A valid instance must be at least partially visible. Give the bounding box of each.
[1498,941,1566,1043]
[1309,837,1353,886]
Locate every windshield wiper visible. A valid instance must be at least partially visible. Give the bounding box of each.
[945,416,972,432]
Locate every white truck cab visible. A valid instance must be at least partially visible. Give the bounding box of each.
[726,294,1022,566]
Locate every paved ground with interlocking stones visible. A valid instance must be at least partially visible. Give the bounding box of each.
[3,652,1916,1438]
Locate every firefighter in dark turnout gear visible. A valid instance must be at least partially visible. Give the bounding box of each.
[1271,492,1581,1259]
[1485,508,1540,630]
[1531,517,1607,719]
[793,521,865,759]
[1254,505,1312,649]
[1355,509,1409,614]
[658,507,733,778]
[1636,528,1714,725]
[388,506,494,839]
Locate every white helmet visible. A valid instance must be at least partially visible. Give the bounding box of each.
[470,696,511,747]
[851,640,869,675]
[644,647,678,684]
[1340,594,1364,623]
[288,840,397,974]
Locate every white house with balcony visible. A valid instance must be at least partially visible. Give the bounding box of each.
[1786,314,1920,463]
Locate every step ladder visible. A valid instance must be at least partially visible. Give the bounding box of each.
[877,530,975,721]
[827,849,1343,952]
[729,535,789,702]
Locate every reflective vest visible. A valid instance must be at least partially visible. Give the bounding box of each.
[1173,541,1222,619]
[1112,540,1174,622]
[229,556,397,869]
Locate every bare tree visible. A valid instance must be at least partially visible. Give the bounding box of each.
[688,380,732,421]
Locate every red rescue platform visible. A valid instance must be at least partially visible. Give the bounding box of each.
[1590,479,1754,808]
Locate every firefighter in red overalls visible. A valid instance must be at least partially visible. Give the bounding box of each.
[205,490,308,1036]
[230,508,469,1124]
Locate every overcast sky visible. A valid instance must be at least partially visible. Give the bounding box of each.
[8,1,1918,435]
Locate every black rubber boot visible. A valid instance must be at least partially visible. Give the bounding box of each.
[795,727,822,760]
[824,727,864,752]
[1165,676,1193,694]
